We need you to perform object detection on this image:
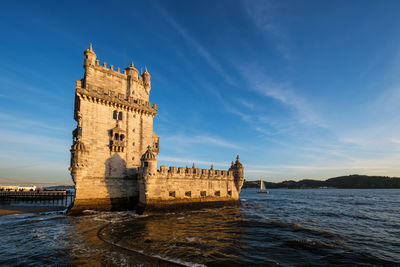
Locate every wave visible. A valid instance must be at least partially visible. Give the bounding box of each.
[284,238,337,250]
[245,210,341,238]
[96,222,205,267]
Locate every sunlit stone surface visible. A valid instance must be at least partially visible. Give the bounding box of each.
[68,45,244,214]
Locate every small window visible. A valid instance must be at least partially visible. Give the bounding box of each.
[200,191,206,197]
[214,191,220,197]
[114,133,119,140]
[113,110,117,119]
[118,112,123,120]
[120,134,124,141]
[132,129,135,132]
[228,190,232,196]
[185,191,191,197]
[132,142,135,146]
[144,162,149,167]
[169,191,176,197]
[132,157,135,160]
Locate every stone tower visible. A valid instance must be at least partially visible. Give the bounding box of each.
[68,45,245,215]
[68,45,159,214]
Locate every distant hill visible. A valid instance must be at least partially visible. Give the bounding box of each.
[243,175,400,189]
[43,185,75,190]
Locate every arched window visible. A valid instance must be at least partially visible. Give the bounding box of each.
[114,133,119,140]
[113,110,117,119]
[120,134,124,141]
[118,112,123,120]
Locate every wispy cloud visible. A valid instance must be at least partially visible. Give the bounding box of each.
[244,0,292,60]
[239,99,255,110]
[164,134,240,149]
[241,65,326,128]
[0,130,68,153]
[0,113,67,133]
[155,4,235,85]
[158,155,229,169]
[245,154,400,180]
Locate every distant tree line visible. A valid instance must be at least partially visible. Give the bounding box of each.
[243,175,400,189]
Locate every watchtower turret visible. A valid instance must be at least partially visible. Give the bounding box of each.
[125,61,139,80]
[69,136,88,184]
[83,43,96,68]
[229,155,244,191]
[141,146,158,176]
[142,67,151,90]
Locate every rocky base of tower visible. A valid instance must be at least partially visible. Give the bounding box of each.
[67,197,138,216]
[135,198,241,214]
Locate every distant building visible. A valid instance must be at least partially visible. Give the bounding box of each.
[68,45,244,214]
[0,185,36,191]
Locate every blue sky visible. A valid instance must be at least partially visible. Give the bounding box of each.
[1,0,400,184]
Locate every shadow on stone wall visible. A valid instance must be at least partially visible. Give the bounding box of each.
[104,153,138,211]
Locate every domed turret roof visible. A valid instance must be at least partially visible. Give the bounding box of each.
[141,146,156,160]
[234,155,243,168]
[126,61,138,70]
[72,138,86,152]
[143,66,150,75]
[84,43,95,54]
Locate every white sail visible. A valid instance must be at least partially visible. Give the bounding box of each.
[260,178,265,190]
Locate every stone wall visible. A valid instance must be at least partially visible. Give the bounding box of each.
[76,87,157,172]
[137,165,242,212]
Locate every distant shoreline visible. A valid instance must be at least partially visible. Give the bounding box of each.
[243,175,400,189]
[0,204,66,217]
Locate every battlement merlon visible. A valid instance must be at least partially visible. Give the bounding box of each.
[156,165,235,180]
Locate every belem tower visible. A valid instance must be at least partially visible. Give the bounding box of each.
[68,45,244,214]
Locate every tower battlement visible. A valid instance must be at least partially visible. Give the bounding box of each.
[157,165,234,179]
[68,45,244,215]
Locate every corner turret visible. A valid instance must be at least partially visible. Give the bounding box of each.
[84,43,96,68]
[229,155,244,191]
[141,146,158,176]
[69,136,88,183]
[142,67,151,91]
[125,61,139,80]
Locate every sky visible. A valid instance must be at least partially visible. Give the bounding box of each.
[1,0,400,184]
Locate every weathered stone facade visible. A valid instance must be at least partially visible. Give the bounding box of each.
[68,45,244,215]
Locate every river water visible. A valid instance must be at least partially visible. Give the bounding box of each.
[0,189,399,266]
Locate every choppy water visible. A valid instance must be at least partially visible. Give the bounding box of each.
[0,189,399,266]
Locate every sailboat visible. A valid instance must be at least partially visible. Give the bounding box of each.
[257,178,269,194]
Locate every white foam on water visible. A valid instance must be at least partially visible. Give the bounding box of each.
[83,209,98,214]
[93,217,113,223]
[185,237,196,242]
[100,231,205,267]
[149,253,206,267]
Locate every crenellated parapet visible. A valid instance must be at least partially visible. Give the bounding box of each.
[75,80,157,116]
[83,44,149,83]
[85,60,148,84]
[156,165,234,180]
